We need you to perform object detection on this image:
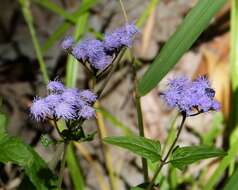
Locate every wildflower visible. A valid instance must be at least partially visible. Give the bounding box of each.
[30,81,97,121]
[61,88,85,108]
[161,76,220,115]
[30,98,53,121]
[79,89,97,103]
[104,23,139,52]
[61,36,74,51]
[47,80,65,94]
[55,102,76,120]
[44,94,62,109]
[65,23,139,71]
[78,105,95,119]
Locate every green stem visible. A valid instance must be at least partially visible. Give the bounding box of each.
[135,94,149,182]
[146,114,186,190]
[19,0,49,84]
[58,142,68,190]
[96,49,126,98]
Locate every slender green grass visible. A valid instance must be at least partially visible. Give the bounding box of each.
[33,0,77,23]
[222,166,238,190]
[64,2,90,190]
[138,0,226,96]
[136,0,159,28]
[65,13,89,87]
[41,0,97,52]
[19,0,49,84]
[66,143,85,190]
[204,139,238,190]
[228,0,238,176]
[42,23,70,53]
[98,107,134,136]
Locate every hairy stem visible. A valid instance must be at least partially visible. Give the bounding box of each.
[146,113,186,190]
[58,142,68,190]
[135,94,149,182]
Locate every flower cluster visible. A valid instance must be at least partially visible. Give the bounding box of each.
[161,76,220,114]
[61,23,139,71]
[30,80,97,121]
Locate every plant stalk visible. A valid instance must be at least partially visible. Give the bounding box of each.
[95,101,116,190]
[135,94,149,182]
[58,142,68,190]
[146,113,186,190]
[96,49,126,97]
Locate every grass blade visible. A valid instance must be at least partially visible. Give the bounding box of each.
[204,139,238,190]
[19,0,49,84]
[65,12,89,87]
[136,0,159,28]
[222,167,238,190]
[66,143,85,190]
[228,0,238,176]
[42,23,70,53]
[33,0,76,23]
[64,1,91,189]
[98,107,134,136]
[138,0,226,96]
[41,0,97,52]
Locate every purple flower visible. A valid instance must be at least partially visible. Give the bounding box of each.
[72,39,111,70]
[61,36,74,51]
[30,82,97,121]
[78,105,95,119]
[65,23,139,71]
[47,80,65,94]
[79,89,97,103]
[104,23,139,52]
[61,88,85,108]
[44,94,62,110]
[55,102,76,120]
[72,39,89,61]
[30,97,53,121]
[90,54,112,70]
[161,76,220,114]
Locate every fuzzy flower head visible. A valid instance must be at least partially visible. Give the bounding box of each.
[55,102,77,120]
[79,89,97,103]
[161,76,220,115]
[61,88,85,108]
[30,97,53,121]
[104,23,139,52]
[72,39,111,70]
[78,105,95,119]
[47,80,65,94]
[30,81,97,122]
[61,36,74,51]
[65,23,139,71]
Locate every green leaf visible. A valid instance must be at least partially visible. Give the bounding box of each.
[33,0,77,23]
[104,136,161,162]
[131,187,144,190]
[138,0,226,96]
[0,113,7,134]
[0,133,57,190]
[171,145,227,170]
[222,167,238,190]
